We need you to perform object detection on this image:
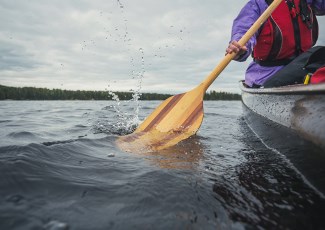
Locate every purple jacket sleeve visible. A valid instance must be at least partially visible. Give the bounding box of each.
[231,0,324,62]
[230,0,267,62]
[308,0,325,15]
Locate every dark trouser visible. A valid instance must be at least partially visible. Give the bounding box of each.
[251,84,262,88]
[262,46,325,88]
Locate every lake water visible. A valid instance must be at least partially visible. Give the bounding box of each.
[0,100,324,230]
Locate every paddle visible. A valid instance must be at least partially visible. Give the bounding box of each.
[117,0,283,153]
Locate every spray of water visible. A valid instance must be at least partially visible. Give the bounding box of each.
[104,47,145,135]
[107,90,140,135]
[89,1,147,136]
[97,1,145,136]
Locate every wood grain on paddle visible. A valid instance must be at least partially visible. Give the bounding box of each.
[117,87,204,153]
[116,0,283,153]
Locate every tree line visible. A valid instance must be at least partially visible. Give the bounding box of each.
[0,85,241,101]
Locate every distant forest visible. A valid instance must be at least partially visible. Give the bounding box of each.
[0,85,241,101]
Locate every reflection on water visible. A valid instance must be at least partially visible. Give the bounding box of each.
[144,136,204,169]
[211,118,325,229]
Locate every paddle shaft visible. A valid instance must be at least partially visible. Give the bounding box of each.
[200,0,283,91]
[117,0,283,153]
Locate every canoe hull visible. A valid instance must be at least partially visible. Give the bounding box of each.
[240,82,325,149]
[240,81,325,194]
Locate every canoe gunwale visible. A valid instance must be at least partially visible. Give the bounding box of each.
[239,81,325,95]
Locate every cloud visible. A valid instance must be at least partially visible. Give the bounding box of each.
[0,0,324,94]
[0,42,41,70]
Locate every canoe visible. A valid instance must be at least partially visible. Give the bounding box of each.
[240,81,325,194]
[240,81,325,149]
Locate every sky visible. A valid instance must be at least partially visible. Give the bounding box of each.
[1,0,325,94]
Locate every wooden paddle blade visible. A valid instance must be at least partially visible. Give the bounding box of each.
[138,88,204,133]
[116,126,202,153]
[116,87,205,153]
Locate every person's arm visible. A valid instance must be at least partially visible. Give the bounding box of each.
[309,0,325,15]
[227,0,266,61]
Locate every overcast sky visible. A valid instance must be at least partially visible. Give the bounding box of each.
[1,0,325,94]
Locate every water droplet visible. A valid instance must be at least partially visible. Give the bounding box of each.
[107,153,115,157]
[44,220,69,230]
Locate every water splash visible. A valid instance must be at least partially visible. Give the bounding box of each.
[91,90,140,136]
[116,0,124,9]
[130,47,145,115]
[110,90,140,135]
[98,48,145,136]
[87,1,145,136]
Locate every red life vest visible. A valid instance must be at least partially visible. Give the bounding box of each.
[253,0,318,65]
